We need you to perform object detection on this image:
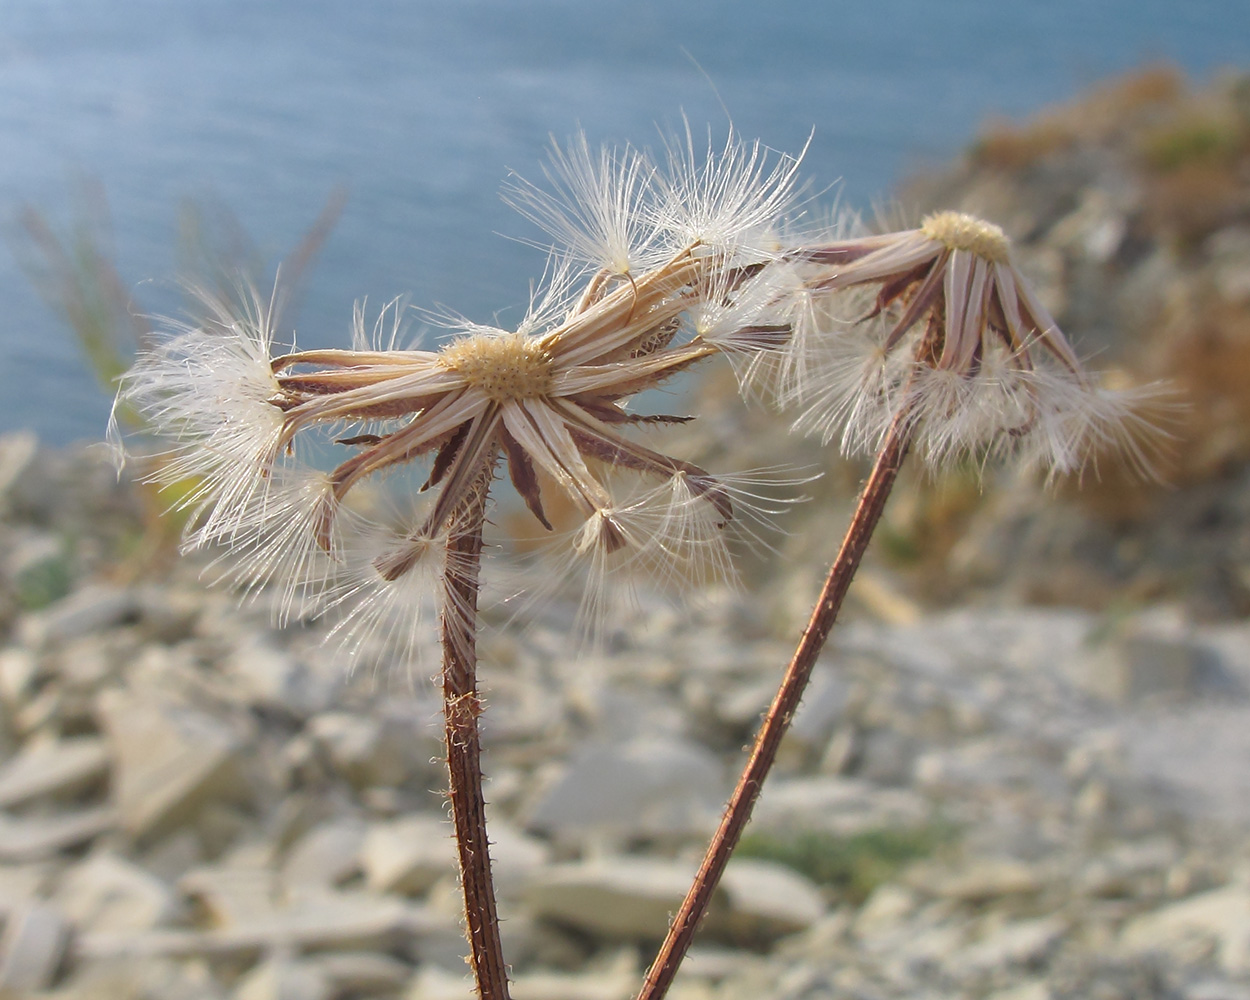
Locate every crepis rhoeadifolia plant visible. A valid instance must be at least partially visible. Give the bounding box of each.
[111,123,1164,1000]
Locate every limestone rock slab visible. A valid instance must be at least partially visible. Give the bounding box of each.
[361,814,456,896]
[232,955,333,1000]
[0,806,114,862]
[0,903,70,992]
[523,737,724,839]
[711,859,826,942]
[282,818,365,889]
[0,734,109,808]
[56,853,178,932]
[1120,885,1250,974]
[97,688,246,839]
[524,857,703,941]
[20,584,141,648]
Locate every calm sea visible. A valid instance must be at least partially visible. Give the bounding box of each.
[1,0,1245,442]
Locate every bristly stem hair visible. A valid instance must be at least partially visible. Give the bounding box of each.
[440,478,511,1000]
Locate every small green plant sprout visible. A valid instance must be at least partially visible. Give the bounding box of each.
[737,822,954,904]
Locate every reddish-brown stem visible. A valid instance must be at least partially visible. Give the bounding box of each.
[441,492,511,1000]
[636,408,914,1000]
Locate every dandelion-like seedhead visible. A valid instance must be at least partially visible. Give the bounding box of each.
[777,210,1169,475]
[113,130,810,668]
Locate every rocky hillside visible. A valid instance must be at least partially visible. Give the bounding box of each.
[1,436,1250,1000]
[690,64,1250,623]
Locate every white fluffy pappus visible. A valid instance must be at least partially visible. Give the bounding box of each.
[652,121,810,260]
[110,281,293,543]
[777,211,1172,479]
[502,133,665,280]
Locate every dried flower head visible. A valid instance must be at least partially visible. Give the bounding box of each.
[111,130,808,666]
[780,210,1166,474]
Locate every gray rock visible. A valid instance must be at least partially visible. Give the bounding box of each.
[986,981,1051,1000]
[945,917,1066,979]
[180,861,280,928]
[787,667,851,751]
[0,903,70,992]
[819,724,859,775]
[523,737,724,839]
[360,814,457,896]
[0,806,114,862]
[0,431,37,501]
[1120,884,1250,975]
[232,955,333,1000]
[0,734,109,808]
[19,584,141,648]
[281,818,365,889]
[8,531,72,613]
[857,728,916,785]
[913,736,1055,799]
[510,955,637,1000]
[907,858,1049,903]
[1078,838,1180,897]
[1081,627,1209,703]
[406,965,477,1000]
[78,889,430,959]
[133,586,203,645]
[51,634,120,690]
[307,711,426,790]
[227,639,339,718]
[140,828,204,883]
[711,859,826,942]
[0,861,56,911]
[0,647,40,705]
[749,776,929,836]
[97,688,246,839]
[39,956,229,1000]
[524,857,700,940]
[716,675,785,730]
[55,853,178,932]
[853,884,919,942]
[486,820,551,896]
[893,921,971,972]
[13,681,65,738]
[1118,706,1250,824]
[307,951,413,995]
[1207,226,1250,304]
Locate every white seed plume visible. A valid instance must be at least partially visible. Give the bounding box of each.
[778,210,1168,474]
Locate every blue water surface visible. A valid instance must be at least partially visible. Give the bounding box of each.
[1,0,1244,442]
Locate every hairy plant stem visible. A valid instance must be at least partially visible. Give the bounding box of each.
[637,406,915,1000]
[441,489,511,1000]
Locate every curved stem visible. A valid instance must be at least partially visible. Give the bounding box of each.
[441,489,511,1000]
[637,408,914,1000]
